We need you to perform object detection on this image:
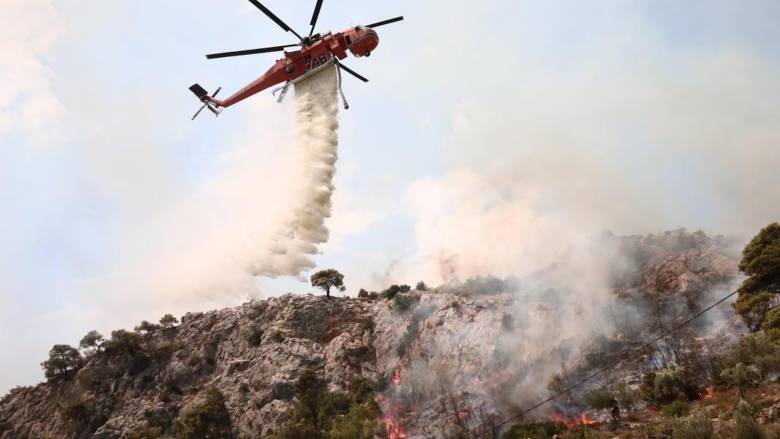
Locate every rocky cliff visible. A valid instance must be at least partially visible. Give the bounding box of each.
[0,230,742,439]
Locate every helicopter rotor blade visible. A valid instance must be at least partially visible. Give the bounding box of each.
[247,0,304,41]
[309,0,324,37]
[206,44,298,59]
[336,61,369,83]
[366,16,404,28]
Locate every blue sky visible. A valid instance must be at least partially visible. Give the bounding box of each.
[2,0,779,394]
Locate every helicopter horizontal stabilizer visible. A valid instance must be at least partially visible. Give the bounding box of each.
[189,84,222,120]
[189,84,209,99]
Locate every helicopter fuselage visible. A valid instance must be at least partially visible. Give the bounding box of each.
[207,26,378,108]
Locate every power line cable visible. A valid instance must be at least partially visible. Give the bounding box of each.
[477,286,742,436]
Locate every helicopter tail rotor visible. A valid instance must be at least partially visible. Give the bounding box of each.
[189,84,223,120]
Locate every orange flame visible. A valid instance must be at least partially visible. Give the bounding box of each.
[700,386,714,400]
[391,368,402,386]
[550,413,600,428]
[385,415,408,439]
[379,369,407,439]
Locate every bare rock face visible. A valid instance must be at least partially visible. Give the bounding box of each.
[0,295,377,439]
[0,230,743,438]
[613,229,739,301]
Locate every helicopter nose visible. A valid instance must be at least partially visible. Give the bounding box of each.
[365,29,379,49]
[347,26,380,57]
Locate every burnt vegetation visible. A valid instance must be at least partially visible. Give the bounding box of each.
[504,224,780,438]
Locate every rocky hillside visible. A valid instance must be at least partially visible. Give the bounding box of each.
[0,230,746,438]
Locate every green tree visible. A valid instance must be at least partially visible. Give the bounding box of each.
[270,372,379,439]
[310,269,346,298]
[734,291,776,332]
[721,362,761,398]
[41,344,82,379]
[134,320,161,338]
[79,330,104,353]
[103,329,144,355]
[159,314,179,329]
[735,222,780,330]
[740,222,780,293]
[765,306,780,330]
[415,281,429,291]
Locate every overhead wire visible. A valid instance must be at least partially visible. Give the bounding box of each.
[475,285,743,436]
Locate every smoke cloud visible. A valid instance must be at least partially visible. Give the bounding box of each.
[70,68,343,335]
[0,0,65,146]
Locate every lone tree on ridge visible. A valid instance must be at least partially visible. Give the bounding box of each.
[310,269,346,298]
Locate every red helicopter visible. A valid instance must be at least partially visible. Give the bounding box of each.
[189,0,403,119]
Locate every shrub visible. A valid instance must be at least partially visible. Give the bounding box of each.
[126,421,163,439]
[329,402,380,439]
[392,293,419,312]
[734,413,763,439]
[396,316,421,356]
[357,289,381,300]
[244,323,263,347]
[564,426,601,439]
[721,363,762,397]
[641,365,701,403]
[461,276,508,295]
[42,345,82,379]
[663,400,690,418]
[270,330,285,343]
[502,421,562,439]
[380,284,411,300]
[501,314,515,331]
[716,331,780,379]
[149,340,181,362]
[173,387,233,439]
[415,281,429,291]
[672,411,713,439]
[61,398,94,430]
[615,382,638,412]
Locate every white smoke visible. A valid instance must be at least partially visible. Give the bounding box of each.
[64,68,343,336]
[250,67,341,277]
